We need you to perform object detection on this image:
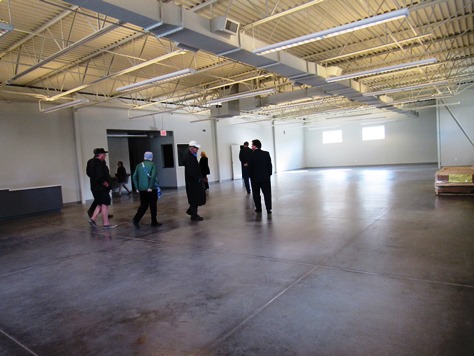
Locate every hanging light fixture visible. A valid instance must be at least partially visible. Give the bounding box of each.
[207,88,276,105]
[253,8,409,55]
[325,58,437,83]
[41,99,89,113]
[116,68,196,92]
[363,80,449,97]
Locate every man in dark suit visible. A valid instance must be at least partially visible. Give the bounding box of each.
[248,139,273,214]
[239,141,253,194]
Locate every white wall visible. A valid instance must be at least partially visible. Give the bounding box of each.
[2,91,472,206]
[304,110,438,168]
[215,119,275,180]
[0,101,80,203]
[75,107,215,201]
[438,89,474,166]
[274,124,305,172]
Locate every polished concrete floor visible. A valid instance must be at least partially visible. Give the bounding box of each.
[1,164,473,355]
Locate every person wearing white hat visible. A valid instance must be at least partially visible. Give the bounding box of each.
[183,140,206,221]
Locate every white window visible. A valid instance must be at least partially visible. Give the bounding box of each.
[323,129,342,144]
[362,125,385,141]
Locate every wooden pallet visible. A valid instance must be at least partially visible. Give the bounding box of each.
[435,166,474,195]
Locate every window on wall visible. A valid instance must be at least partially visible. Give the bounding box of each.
[323,129,343,144]
[362,125,385,141]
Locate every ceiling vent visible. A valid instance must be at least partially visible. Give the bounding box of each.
[324,66,343,78]
[210,101,240,118]
[210,16,240,35]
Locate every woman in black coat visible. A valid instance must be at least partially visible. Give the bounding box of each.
[183,141,206,221]
[115,161,131,195]
[199,151,210,190]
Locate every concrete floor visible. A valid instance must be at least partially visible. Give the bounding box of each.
[0,164,473,355]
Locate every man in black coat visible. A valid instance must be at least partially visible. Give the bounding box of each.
[248,139,273,214]
[184,140,206,221]
[239,141,253,194]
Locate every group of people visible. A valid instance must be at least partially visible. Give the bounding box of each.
[239,140,273,214]
[85,141,211,229]
[85,138,272,230]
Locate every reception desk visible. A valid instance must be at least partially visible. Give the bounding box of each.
[0,185,63,221]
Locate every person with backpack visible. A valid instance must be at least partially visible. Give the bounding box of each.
[131,151,161,229]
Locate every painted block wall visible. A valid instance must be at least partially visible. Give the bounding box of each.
[2,91,472,205]
[304,109,438,168]
[438,90,474,166]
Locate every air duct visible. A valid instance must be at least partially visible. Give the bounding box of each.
[64,0,406,114]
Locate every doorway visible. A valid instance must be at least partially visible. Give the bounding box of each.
[107,130,177,188]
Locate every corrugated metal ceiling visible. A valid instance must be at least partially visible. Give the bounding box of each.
[0,0,472,123]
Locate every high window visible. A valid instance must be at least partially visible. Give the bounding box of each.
[362,125,385,141]
[322,130,343,144]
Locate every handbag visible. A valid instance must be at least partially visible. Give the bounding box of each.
[142,162,162,199]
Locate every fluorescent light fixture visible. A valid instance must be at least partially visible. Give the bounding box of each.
[326,58,437,83]
[41,99,89,113]
[319,34,432,63]
[257,99,325,113]
[387,94,453,106]
[363,80,449,97]
[216,48,242,56]
[401,102,460,110]
[207,88,276,105]
[257,62,280,69]
[116,68,196,92]
[253,8,409,55]
[47,50,185,101]
[0,22,13,37]
[144,21,163,32]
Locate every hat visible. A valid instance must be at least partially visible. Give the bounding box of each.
[144,151,153,160]
[94,148,108,155]
[189,140,201,148]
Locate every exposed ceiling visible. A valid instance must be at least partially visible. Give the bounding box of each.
[0,0,473,125]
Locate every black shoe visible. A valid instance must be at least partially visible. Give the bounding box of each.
[88,219,97,228]
[186,208,192,216]
[255,209,262,214]
[267,210,272,214]
[108,214,114,218]
[132,219,140,229]
[151,222,162,227]
[190,215,204,221]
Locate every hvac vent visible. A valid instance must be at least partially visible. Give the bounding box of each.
[210,16,240,35]
[210,101,240,118]
[325,66,343,78]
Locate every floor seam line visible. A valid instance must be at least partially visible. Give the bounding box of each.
[0,328,39,356]
[320,265,474,288]
[0,240,129,278]
[195,265,321,355]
